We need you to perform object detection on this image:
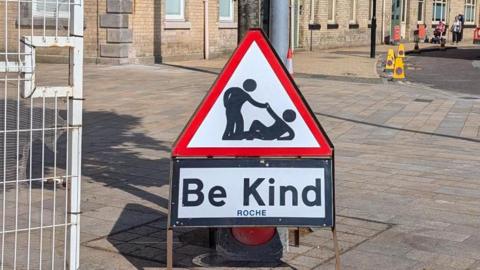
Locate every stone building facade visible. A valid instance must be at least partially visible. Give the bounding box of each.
[1,0,478,64]
[402,0,479,41]
[1,0,239,64]
[282,0,478,51]
[293,0,392,49]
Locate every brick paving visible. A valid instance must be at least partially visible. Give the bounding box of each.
[26,57,480,269]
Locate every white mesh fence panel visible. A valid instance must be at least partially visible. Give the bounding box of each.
[1,0,83,268]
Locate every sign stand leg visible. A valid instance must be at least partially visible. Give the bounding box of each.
[167,227,174,270]
[332,226,341,270]
[294,228,300,247]
[208,228,216,248]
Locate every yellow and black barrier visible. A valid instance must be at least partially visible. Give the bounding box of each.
[385,49,395,75]
[397,43,405,58]
[393,56,405,80]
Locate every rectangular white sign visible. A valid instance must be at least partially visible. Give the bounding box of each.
[177,167,326,219]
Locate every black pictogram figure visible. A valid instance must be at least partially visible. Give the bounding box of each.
[247,107,296,140]
[222,79,268,140]
[222,79,296,141]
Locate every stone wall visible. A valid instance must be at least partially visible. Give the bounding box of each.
[98,0,155,64]
[299,0,391,50]
[0,0,150,64]
[158,0,238,62]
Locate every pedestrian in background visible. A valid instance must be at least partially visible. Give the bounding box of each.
[451,16,462,44]
[432,21,446,44]
[458,14,465,41]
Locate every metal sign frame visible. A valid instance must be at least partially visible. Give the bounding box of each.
[169,158,334,228]
[166,29,340,270]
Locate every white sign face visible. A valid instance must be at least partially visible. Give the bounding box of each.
[187,41,319,148]
[177,167,326,219]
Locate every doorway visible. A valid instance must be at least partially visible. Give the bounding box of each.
[391,0,402,39]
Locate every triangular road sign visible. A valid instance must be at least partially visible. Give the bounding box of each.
[172,30,333,157]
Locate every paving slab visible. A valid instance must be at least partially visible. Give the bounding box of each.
[9,61,478,269]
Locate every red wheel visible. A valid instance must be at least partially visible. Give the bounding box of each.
[231,227,276,246]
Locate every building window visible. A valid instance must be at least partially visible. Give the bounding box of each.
[417,0,425,22]
[464,0,476,24]
[219,0,234,22]
[432,0,447,22]
[32,0,70,18]
[166,0,185,20]
[328,0,336,22]
[350,0,357,22]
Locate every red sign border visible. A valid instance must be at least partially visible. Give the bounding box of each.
[172,29,333,157]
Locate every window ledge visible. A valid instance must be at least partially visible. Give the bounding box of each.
[463,24,477,28]
[308,23,321,30]
[349,23,359,29]
[164,21,191,30]
[327,23,339,29]
[219,21,237,29]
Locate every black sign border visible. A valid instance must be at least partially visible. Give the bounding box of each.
[169,158,334,228]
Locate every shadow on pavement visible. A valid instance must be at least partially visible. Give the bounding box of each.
[409,47,480,60]
[80,110,293,268]
[332,50,371,57]
[80,110,173,268]
[82,110,171,209]
[105,203,168,269]
[104,204,292,269]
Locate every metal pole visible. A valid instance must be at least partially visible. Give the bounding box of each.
[332,226,341,270]
[69,0,84,268]
[269,0,289,64]
[381,0,386,44]
[204,0,209,59]
[237,0,241,43]
[269,0,290,250]
[370,0,377,58]
[167,228,173,270]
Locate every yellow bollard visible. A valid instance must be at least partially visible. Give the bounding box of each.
[385,49,395,74]
[393,56,405,80]
[397,43,406,58]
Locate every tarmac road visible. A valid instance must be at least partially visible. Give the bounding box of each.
[407,46,480,96]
